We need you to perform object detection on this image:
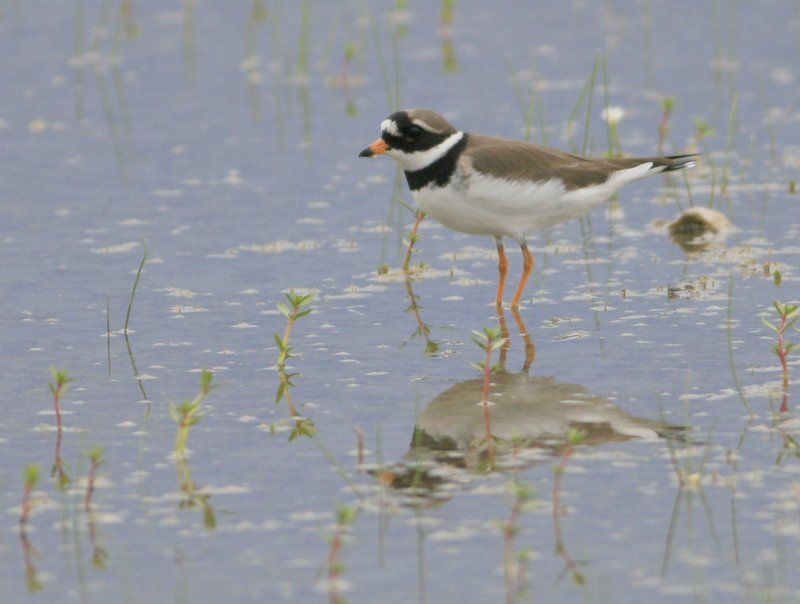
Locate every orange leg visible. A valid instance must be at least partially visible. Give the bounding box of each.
[510,242,534,309]
[510,306,536,372]
[495,236,509,309]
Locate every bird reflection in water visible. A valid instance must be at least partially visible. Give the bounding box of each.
[374,303,684,503]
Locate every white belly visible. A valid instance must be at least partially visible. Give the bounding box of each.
[411,163,656,240]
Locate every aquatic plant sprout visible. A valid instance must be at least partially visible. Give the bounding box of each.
[762,301,799,413]
[170,369,214,458]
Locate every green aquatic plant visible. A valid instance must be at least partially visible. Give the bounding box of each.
[790,180,796,195]
[84,446,104,512]
[402,210,426,272]
[581,55,601,156]
[471,326,507,462]
[600,55,622,158]
[325,504,359,604]
[274,291,316,440]
[170,370,214,458]
[403,275,439,356]
[275,290,315,370]
[124,242,150,405]
[439,1,458,74]
[762,301,799,413]
[48,367,73,432]
[440,0,456,26]
[48,367,73,488]
[721,92,738,196]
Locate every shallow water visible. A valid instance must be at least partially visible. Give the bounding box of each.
[2,1,800,602]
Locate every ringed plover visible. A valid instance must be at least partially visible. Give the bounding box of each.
[359,109,696,308]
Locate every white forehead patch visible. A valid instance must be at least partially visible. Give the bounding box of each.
[411,118,436,133]
[381,119,401,137]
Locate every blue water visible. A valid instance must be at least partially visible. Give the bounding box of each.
[1,2,800,602]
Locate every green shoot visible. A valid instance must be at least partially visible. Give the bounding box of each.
[124,241,147,335]
[84,446,104,512]
[170,369,214,457]
[274,291,316,440]
[48,367,73,488]
[471,326,507,462]
[48,367,73,423]
[762,301,799,413]
[275,290,315,370]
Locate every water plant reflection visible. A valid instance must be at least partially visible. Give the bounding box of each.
[19,464,42,592]
[176,456,217,529]
[84,447,109,568]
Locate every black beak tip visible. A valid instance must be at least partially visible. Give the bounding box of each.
[358,148,374,158]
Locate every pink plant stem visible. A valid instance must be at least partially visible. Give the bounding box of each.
[354,426,365,466]
[19,485,32,528]
[53,384,63,432]
[84,459,98,512]
[776,313,791,413]
[481,340,495,461]
[327,529,343,604]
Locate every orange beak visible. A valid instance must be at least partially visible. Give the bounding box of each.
[358,138,389,157]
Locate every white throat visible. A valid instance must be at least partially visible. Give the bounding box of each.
[386,131,464,172]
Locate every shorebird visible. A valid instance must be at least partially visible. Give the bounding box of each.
[359,109,696,308]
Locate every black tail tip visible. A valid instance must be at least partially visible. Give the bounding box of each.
[664,153,699,171]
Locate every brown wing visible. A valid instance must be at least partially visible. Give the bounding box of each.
[465,135,696,190]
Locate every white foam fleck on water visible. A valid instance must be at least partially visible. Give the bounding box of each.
[90,242,140,254]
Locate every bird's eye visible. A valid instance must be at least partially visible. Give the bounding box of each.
[406,125,422,139]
